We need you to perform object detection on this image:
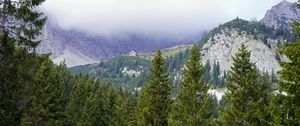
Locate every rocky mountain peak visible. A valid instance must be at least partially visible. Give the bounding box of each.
[261,1,300,29]
[200,19,287,76]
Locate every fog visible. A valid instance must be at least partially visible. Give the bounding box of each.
[42,0,297,39]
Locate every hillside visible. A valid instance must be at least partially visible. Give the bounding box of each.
[200,18,293,76]
[69,51,190,89]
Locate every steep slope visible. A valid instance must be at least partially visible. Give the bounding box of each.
[200,18,288,75]
[69,56,151,87]
[37,21,201,67]
[261,0,300,30]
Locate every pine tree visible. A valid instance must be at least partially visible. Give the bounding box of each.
[219,44,271,125]
[204,60,211,83]
[170,45,216,126]
[65,75,93,125]
[118,87,137,126]
[21,57,66,125]
[136,50,171,126]
[271,21,300,125]
[212,61,220,87]
[0,0,46,49]
[0,0,46,124]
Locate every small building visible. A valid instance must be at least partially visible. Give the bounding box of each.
[129,50,138,57]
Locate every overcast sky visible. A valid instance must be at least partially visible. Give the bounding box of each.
[42,0,297,38]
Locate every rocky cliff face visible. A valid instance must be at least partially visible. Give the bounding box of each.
[261,0,300,29]
[200,0,300,76]
[201,27,281,75]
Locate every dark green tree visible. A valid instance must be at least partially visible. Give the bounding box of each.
[170,45,216,126]
[118,87,137,126]
[271,21,300,125]
[0,0,46,125]
[65,75,93,125]
[21,58,66,125]
[212,61,220,87]
[204,60,211,83]
[136,50,171,126]
[219,44,271,125]
[0,0,46,49]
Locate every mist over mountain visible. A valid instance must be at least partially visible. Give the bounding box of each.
[69,1,299,88]
[37,0,297,67]
[37,20,202,67]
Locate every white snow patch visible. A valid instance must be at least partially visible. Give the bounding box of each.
[121,67,141,77]
[134,87,142,92]
[208,89,227,102]
[274,90,288,96]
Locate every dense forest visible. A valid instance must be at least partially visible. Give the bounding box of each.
[1,0,300,126]
[69,48,230,89]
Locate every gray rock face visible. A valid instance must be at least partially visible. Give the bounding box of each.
[37,21,199,67]
[201,28,281,76]
[261,0,300,29]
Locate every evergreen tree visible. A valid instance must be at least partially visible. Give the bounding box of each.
[219,44,271,125]
[0,0,46,49]
[136,50,171,126]
[65,75,93,125]
[21,58,66,125]
[204,60,211,83]
[170,45,216,126]
[272,21,300,125]
[118,88,137,126]
[0,0,46,125]
[271,69,277,84]
[212,61,220,87]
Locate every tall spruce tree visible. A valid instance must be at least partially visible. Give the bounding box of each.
[136,50,171,126]
[65,75,94,125]
[219,44,271,126]
[0,0,46,125]
[21,57,66,125]
[204,60,211,83]
[170,45,216,126]
[272,21,300,125]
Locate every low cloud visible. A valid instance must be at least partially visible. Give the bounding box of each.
[42,0,297,38]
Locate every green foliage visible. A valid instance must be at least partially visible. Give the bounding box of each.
[0,33,39,125]
[169,45,216,126]
[272,22,300,125]
[204,60,211,83]
[21,58,66,126]
[136,50,171,126]
[219,44,272,126]
[200,18,296,48]
[212,61,221,87]
[69,56,151,88]
[0,0,47,124]
[1,0,46,49]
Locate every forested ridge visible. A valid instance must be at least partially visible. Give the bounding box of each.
[1,0,300,126]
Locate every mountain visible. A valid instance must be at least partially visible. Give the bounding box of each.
[37,21,201,67]
[261,0,300,30]
[200,18,285,76]
[69,1,300,89]
[201,1,300,76]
